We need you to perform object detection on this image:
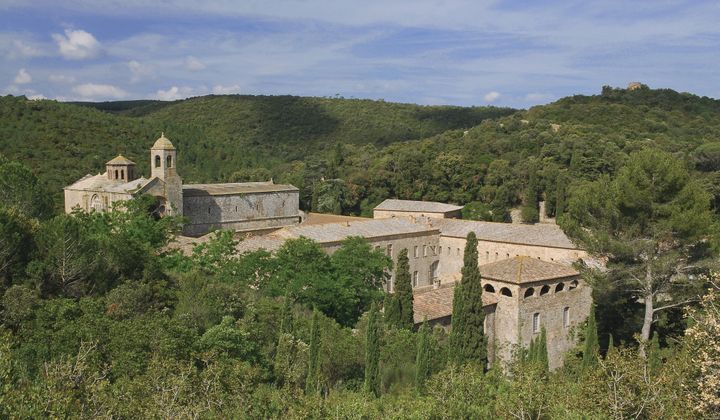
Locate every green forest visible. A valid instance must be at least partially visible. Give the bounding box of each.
[1,85,719,418]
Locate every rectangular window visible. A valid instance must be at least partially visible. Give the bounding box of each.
[423,245,427,257]
[412,271,419,287]
[563,307,570,328]
[414,246,419,258]
[533,313,540,333]
[456,248,460,256]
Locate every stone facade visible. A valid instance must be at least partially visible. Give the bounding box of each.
[64,134,301,235]
[373,199,463,219]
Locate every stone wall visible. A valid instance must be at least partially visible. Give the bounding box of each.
[438,235,587,282]
[182,190,300,236]
[63,189,134,213]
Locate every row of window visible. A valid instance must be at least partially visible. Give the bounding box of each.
[413,245,439,258]
[154,155,173,168]
[532,307,571,333]
[481,280,579,299]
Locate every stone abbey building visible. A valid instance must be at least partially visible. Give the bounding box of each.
[66,135,592,369]
[64,134,301,236]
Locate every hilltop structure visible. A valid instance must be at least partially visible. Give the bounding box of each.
[65,136,592,369]
[63,134,301,236]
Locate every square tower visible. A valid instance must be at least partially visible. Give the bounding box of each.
[150,133,183,216]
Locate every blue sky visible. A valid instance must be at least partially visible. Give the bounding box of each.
[1,0,719,107]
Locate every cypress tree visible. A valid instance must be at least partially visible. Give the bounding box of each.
[582,307,599,370]
[555,173,567,219]
[449,282,465,365]
[383,292,400,328]
[305,308,321,395]
[274,294,295,386]
[280,293,294,335]
[537,327,549,372]
[394,248,414,330]
[415,318,430,394]
[460,231,486,365]
[364,303,381,397]
[606,333,616,358]
[648,331,662,373]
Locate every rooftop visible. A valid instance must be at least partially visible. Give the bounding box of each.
[183,181,298,196]
[435,218,578,249]
[479,256,579,284]
[301,212,369,226]
[413,283,498,323]
[152,133,175,150]
[275,217,438,244]
[106,155,135,165]
[374,199,463,213]
[64,173,152,194]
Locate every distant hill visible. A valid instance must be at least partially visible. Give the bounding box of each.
[0,94,514,208]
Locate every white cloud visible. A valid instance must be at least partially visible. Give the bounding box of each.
[12,40,42,58]
[73,83,127,99]
[14,68,31,84]
[184,56,206,71]
[128,60,152,82]
[484,91,501,102]
[212,84,241,94]
[155,86,195,101]
[49,74,76,84]
[28,93,46,100]
[52,29,101,60]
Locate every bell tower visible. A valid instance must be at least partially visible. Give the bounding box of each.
[150,133,183,216]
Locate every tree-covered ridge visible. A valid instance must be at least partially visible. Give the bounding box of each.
[0,94,513,206]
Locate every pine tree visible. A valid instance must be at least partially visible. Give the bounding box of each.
[305,308,321,395]
[449,282,465,365]
[415,318,430,394]
[364,303,381,397]
[460,231,486,365]
[648,331,662,373]
[393,248,414,330]
[582,307,599,370]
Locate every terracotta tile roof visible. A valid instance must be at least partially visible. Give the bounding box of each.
[106,155,136,165]
[435,218,578,249]
[275,218,438,244]
[480,256,579,284]
[183,181,298,196]
[374,199,463,213]
[413,283,498,323]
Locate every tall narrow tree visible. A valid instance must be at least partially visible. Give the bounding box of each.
[415,318,430,394]
[364,303,381,397]
[648,331,662,373]
[582,307,599,370]
[461,232,486,365]
[536,327,549,372]
[305,308,321,395]
[393,248,414,330]
[449,282,465,365]
[383,291,400,328]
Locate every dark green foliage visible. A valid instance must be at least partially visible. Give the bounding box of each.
[449,282,465,364]
[555,172,567,219]
[0,208,35,287]
[0,157,53,219]
[606,333,615,357]
[364,303,380,397]
[414,318,430,394]
[388,249,413,330]
[383,293,400,328]
[306,308,321,395]
[460,232,486,365]
[583,308,599,369]
[536,328,548,372]
[279,294,294,335]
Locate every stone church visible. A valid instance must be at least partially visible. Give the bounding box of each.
[63,134,301,236]
[66,134,593,370]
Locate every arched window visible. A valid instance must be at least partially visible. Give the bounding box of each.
[500,287,513,297]
[540,285,551,296]
[430,261,439,281]
[555,283,565,293]
[569,280,579,290]
[120,169,125,180]
[155,155,161,168]
[412,271,419,287]
[166,155,172,168]
[114,170,119,179]
[90,195,102,212]
[524,287,535,298]
[483,284,495,293]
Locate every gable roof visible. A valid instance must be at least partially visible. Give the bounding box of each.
[435,219,578,249]
[413,284,498,323]
[275,217,437,244]
[374,199,463,213]
[183,181,298,196]
[64,173,153,194]
[479,256,579,284]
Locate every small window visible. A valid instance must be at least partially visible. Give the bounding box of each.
[114,169,119,179]
[386,244,393,257]
[120,169,125,180]
[533,313,540,333]
[486,251,490,261]
[412,271,419,287]
[569,280,579,290]
[414,246,419,258]
[524,287,535,298]
[456,248,460,256]
[483,284,495,293]
[166,155,172,168]
[423,245,427,257]
[506,253,510,258]
[563,307,570,328]
[208,207,211,214]
[555,283,565,293]
[540,285,550,296]
[500,287,513,297]
[155,155,161,168]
